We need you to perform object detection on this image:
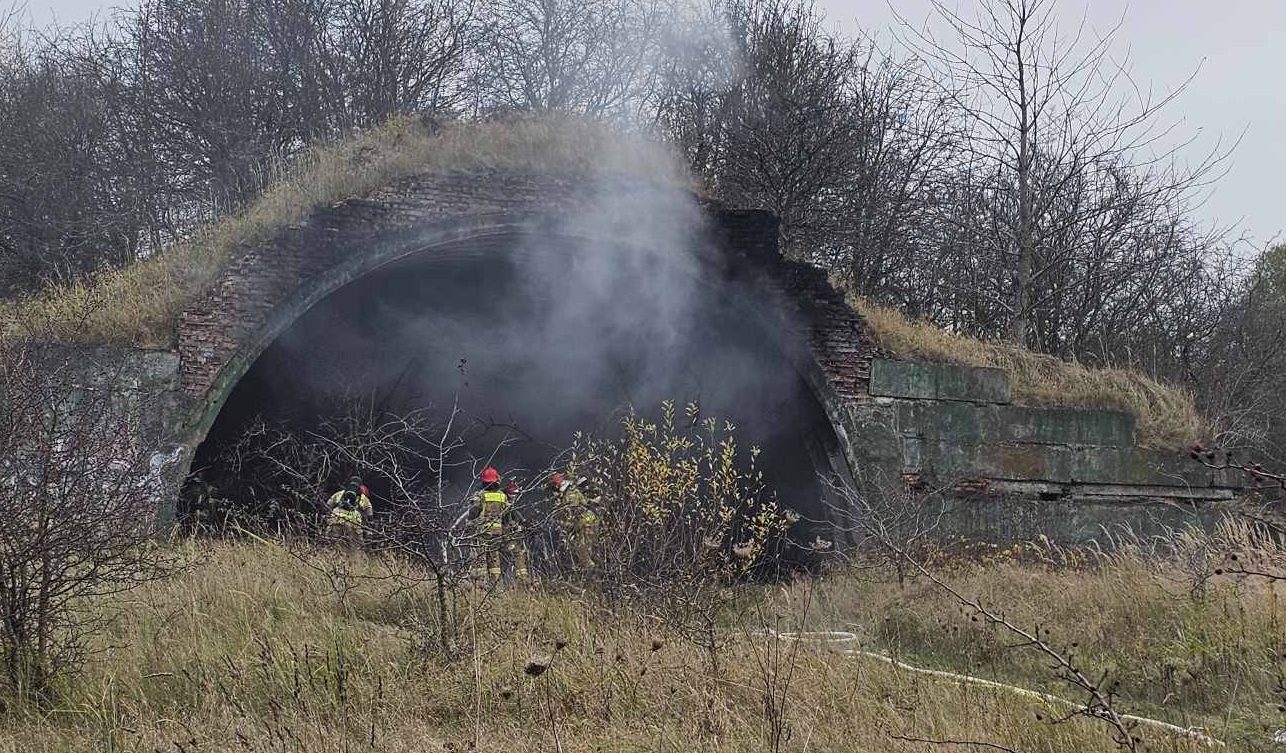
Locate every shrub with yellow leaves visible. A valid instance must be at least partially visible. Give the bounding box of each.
[565,400,792,674]
[568,400,790,594]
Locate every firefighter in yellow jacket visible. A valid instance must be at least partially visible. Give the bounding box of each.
[459,466,527,583]
[550,472,601,571]
[326,476,373,549]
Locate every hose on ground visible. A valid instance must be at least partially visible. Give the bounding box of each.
[761,630,1225,748]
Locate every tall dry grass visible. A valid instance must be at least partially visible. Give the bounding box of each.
[1,115,691,350]
[808,517,1285,749]
[850,295,1206,447]
[0,536,1268,752]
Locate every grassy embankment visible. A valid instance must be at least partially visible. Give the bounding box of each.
[2,528,1280,752]
[849,296,1205,447]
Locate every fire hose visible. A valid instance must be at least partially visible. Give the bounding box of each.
[761,630,1225,748]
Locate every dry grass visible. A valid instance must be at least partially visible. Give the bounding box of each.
[807,521,1286,749]
[0,115,691,349]
[0,537,1271,752]
[850,295,1206,447]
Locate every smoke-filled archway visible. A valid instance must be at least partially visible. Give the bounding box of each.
[190,225,843,520]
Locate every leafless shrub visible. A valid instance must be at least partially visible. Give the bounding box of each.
[1185,445,1286,585]
[745,578,814,753]
[201,393,540,657]
[818,471,949,586]
[0,341,177,705]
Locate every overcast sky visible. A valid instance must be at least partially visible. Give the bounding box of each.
[29,0,1285,249]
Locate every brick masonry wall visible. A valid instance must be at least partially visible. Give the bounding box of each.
[704,205,887,403]
[178,171,588,399]
[180,180,889,412]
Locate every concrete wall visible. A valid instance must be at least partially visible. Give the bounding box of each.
[11,344,192,527]
[835,358,1242,543]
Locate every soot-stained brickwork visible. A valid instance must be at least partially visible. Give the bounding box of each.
[179,172,587,400]
[177,173,890,438]
[705,205,886,403]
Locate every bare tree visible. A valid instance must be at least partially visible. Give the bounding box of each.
[123,0,301,210]
[0,341,176,705]
[325,0,476,127]
[652,0,961,283]
[813,51,956,300]
[1195,243,1286,459]
[649,0,740,178]
[716,0,864,254]
[0,21,163,295]
[472,0,663,117]
[898,0,1227,350]
[656,0,873,255]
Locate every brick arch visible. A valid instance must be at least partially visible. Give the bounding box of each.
[175,171,880,468]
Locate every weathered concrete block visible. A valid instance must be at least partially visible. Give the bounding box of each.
[891,401,1135,448]
[993,406,1135,447]
[869,359,1011,404]
[902,435,1213,491]
[838,403,902,463]
[1124,449,1222,488]
[893,400,982,442]
[927,441,1076,483]
[936,495,1243,545]
[16,344,191,527]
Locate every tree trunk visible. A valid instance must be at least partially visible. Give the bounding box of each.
[1013,157,1033,346]
[1010,11,1035,348]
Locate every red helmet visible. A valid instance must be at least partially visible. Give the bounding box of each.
[479,466,501,484]
[549,472,565,489]
[504,481,519,495]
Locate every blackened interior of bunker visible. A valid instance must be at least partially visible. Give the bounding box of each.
[188,232,840,531]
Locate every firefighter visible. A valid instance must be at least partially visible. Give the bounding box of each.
[326,476,373,550]
[459,466,513,583]
[502,480,531,583]
[550,472,602,572]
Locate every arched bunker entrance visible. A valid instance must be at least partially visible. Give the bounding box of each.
[191,228,846,516]
[146,169,1242,544]
[176,173,867,524]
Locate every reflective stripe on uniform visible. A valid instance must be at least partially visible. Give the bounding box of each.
[477,489,508,532]
[332,507,362,525]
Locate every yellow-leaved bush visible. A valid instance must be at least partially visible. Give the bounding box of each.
[568,400,791,591]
